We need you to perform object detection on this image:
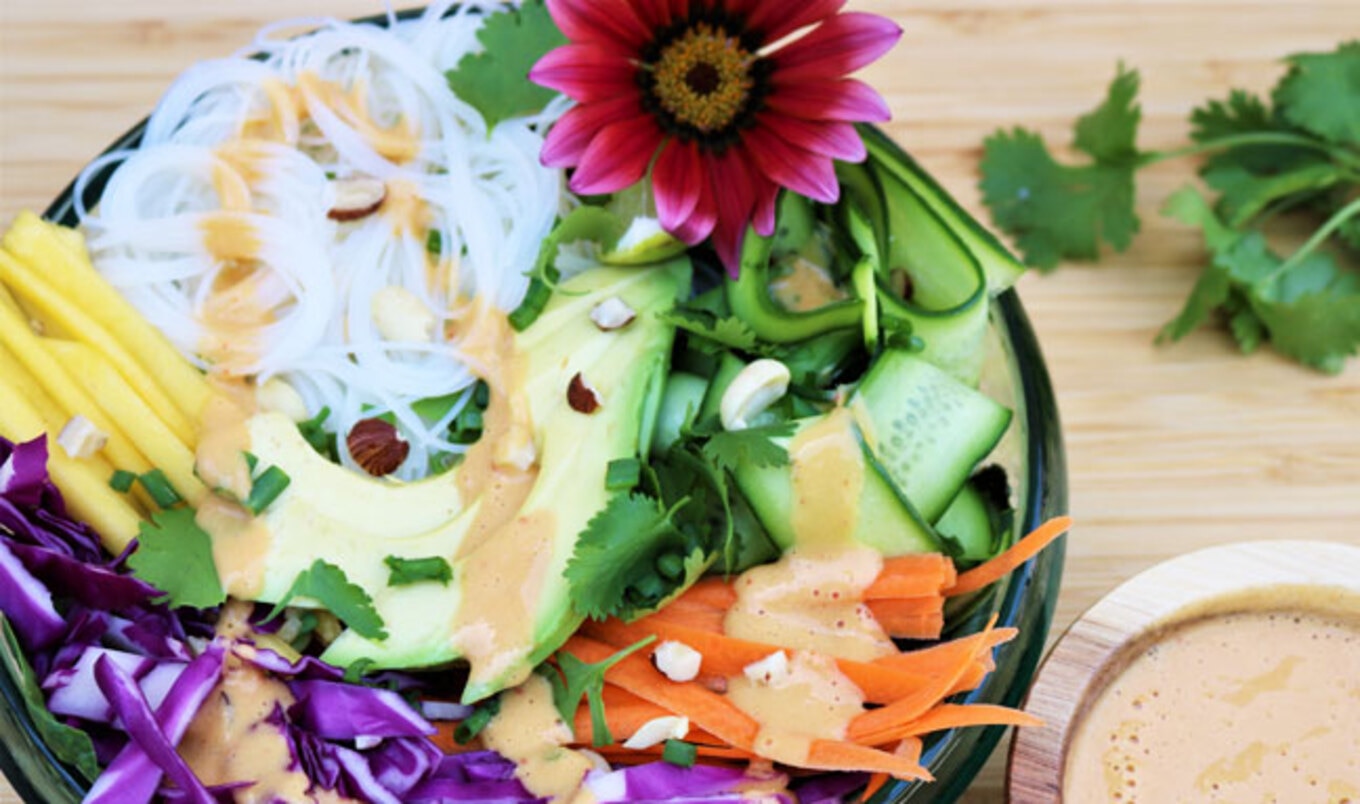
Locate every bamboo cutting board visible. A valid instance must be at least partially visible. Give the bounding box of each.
[2,1,1360,801]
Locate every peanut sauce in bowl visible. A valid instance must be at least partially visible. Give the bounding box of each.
[1009,541,1360,803]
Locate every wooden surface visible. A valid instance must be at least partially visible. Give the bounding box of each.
[3,0,1360,801]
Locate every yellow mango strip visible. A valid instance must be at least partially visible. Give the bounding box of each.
[0,249,196,445]
[0,374,143,553]
[0,339,115,479]
[0,280,21,314]
[44,339,207,507]
[0,295,153,479]
[1,212,210,423]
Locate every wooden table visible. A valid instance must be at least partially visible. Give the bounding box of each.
[2,1,1358,801]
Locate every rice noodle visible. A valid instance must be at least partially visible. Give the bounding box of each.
[77,6,566,480]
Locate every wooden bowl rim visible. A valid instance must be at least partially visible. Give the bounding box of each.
[1005,539,1360,803]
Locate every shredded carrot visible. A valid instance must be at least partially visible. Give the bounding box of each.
[862,773,892,800]
[865,607,944,640]
[571,686,672,745]
[872,621,1014,675]
[674,577,739,609]
[864,553,955,599]
[582,617,937,704]
[805,739,932,782]
[847,631,995,745]
[865,703,1044,745]
[948,516,1071,597]
[642,597,728,632]
[561,635,762,751]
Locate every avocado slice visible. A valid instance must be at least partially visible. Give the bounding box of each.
[222,261,690,700]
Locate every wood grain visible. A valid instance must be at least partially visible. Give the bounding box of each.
[3,1,1360,801]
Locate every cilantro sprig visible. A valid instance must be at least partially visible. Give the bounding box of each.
[265,560,387,641]
[445,0,566,129]
[980,41,1360,372]
[547,637,654,747]
[127,508,226,610]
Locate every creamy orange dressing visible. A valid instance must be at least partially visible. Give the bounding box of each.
[725,549,892,663]
[769,258,846,313]
[481,674,595,803]
[727,651,865,766]
[1065,610,1360,802]
[721,406,887,760]
[383,178,431,237]
[238,77,303,144]
[180,603,352,804]
[789,406,864,553]
[296,72,421,164]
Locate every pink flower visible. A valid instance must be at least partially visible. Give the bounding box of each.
[530,0,901,274]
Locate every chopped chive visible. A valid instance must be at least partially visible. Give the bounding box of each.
[109,469,137,493]
[242,451,259,474]
[426,229,443,254]
[244,466,291,515]
[138,469,182,508]
[605,458,641,491]
[454,699,500,744]
[662,739,697,768]
[656,552,685,581]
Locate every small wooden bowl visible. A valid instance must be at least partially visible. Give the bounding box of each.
[1006,540,1360,802]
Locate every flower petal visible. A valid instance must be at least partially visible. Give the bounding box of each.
[541,96,646,168]
[735,0,848,45]
[632,0,691,31]
[766,77,891,123]
[529,45,638,103]
[568,116,664,196]
[771,12,903,80]
[546,0,652,51]
[760,116,865,162]
[752,181,780,237]
[746,124,841,204]
[707,150,761,275]
[653,140,704,233]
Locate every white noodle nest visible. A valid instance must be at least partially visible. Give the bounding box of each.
[77,4,569,480]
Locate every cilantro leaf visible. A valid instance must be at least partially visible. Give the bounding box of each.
[565,494,690,621]
[701,422,794,475]
[549,637,654,747]
[1161,187,1360,373]
[659,308,759,352]
[384,555,453,587]
[1072,63,1143,164]
[1272,40,1360,145]
[127,508,226,610]
[446,0,566,129]
[267,560,387,641]
[979,127,1140,270]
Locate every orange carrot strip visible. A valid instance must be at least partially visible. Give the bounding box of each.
[862,773,892,801]
[863,553,955,599]
[805,739,933,782]
[865,703,1044,744]
[642,598,728,632]
[571,686,672,745]
[429,721,459,753]
[860,737,925,800]
[583,617,935,705]
[868,608,944,640]
[848,628,995,745]
[561,635,762,751]
[873,623,1015,675]
[674,577,739,609]
[948,516,1071,597]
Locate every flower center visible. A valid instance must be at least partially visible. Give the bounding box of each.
[649,23,755,134]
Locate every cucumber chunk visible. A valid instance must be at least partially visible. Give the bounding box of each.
[852,350,1012,523]
[730,416,939,556]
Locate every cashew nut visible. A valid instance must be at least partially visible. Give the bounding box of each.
[371,285,437,343]
[720,359,791,431]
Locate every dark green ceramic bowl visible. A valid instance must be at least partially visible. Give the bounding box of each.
[0,11,1066,803]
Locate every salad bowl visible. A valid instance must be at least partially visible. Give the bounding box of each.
[0,5,1067,803]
